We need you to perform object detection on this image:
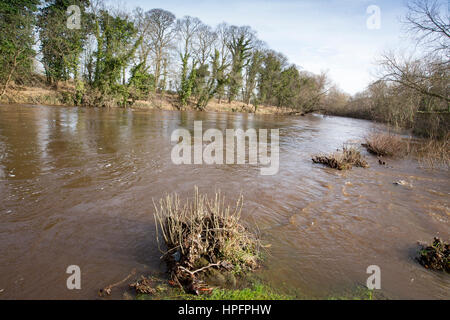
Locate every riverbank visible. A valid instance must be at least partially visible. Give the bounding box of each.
[99,268,379,300]
[0,83,298,116]
[129,276,378,300]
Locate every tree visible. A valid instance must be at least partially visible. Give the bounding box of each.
[133,7,152,68]
[243,47,264,105]
[38,0,90,88]
[227,26,256,103]
[128,62,155,101]
[380,0,449,104]
[379,52,449,104]
[195,24,217,66]
[258,50,287,106]
[143,8,176,92]
[213,23,231,104]
[176,16,202,107]
[405,0,449,55]
[192,24,217,107]
[295,71,329,113]
[89,7,142,106]
[194,49,229,110]
[274,65,301,108]
[0,0,39,98]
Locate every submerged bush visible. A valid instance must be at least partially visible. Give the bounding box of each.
[362,132,449,168]
[312,147,369,170]
[413,133,450,169]
[417,237,449,273]
[362,133,406,157]
[153,188,260,294]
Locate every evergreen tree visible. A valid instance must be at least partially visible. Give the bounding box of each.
[38,0,90,87]
[0,0,39,97]
[227,26,255,103]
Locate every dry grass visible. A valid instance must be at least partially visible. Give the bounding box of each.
[312,146,369,170]
[413,133,450,169]
[362,133,406,157]
[204,100,295,115]
[132,95,296,115]
[153,188,259,280]
[0,86,70,106]
[363,132,449,169]
[1,83,297,115]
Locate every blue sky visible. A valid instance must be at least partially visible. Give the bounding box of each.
[117,0,417,94]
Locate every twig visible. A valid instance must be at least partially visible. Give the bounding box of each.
[178,262,222,276]
[171,272,184,290]
[98,268,136,296]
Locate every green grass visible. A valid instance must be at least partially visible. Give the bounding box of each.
[132,274,382,301]
[199,283,294,300]
[136,281,295,300]
[327,286,378,300]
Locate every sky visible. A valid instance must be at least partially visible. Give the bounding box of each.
[114,0,419,95]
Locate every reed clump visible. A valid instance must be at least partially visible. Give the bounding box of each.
[362,133,406,157]
[363,132,449,168]
[312,147,369,170]
[413,133,450,169]
[153,188,260,294]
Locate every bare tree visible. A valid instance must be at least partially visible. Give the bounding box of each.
[144,8,176,92]
[404,0,450,55]
[379,0,449,109]
[176,16,203,61]
[133,7,152,68]
[379,52,449,103]
[195,24,217,66]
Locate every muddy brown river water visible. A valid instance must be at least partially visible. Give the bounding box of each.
[0,104,448,299]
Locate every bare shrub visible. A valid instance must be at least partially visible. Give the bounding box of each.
[312,147,369,170]
[80,89,117,108]
[363,133,406,157]
[363,132,449,168]
[413,133,450,168]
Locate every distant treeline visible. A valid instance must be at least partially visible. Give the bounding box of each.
[0,0,448,138]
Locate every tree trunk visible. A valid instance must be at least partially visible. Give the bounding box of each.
[0,50,20,99]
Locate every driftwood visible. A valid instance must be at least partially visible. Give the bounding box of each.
[178,262,223,276]
[417,238,449,272]
[98,269,136,296]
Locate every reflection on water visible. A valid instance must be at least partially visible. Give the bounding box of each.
[0,104,448,299]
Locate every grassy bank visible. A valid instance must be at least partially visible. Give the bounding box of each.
[133,280,296,300]
[0,82,297,115]
[126,273,380,300]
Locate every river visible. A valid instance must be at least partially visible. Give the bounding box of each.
[0,104,448,299]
